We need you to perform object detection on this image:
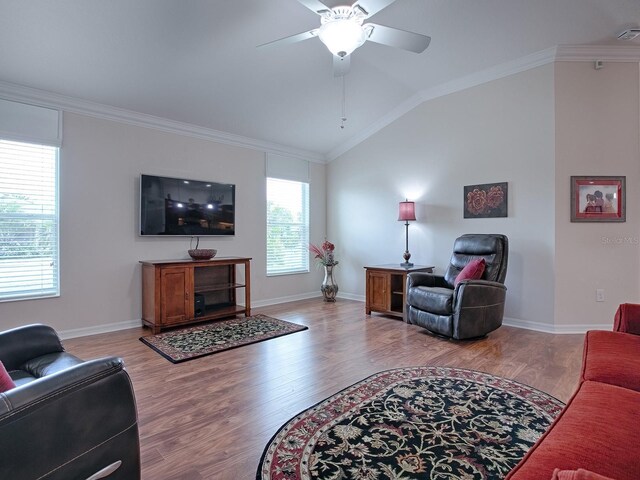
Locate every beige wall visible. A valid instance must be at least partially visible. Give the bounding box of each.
[328,64,557,329]
[2,60,637,337]
[329,60,640,331]
[0,112,326,336]
[554,61,640,328]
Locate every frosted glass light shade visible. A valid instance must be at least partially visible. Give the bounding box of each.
[318,19,366,57]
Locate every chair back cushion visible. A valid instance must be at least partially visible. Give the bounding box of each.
[444,234,509,287]
[0,324,64,371]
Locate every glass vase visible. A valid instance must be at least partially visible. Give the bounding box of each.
[321,264,338,302]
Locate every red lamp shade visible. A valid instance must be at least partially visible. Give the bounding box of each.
[398,200,416,222]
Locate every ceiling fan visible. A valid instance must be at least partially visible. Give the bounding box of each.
[259,0,431,76]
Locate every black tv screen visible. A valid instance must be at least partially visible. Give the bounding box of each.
[140,174,235,236]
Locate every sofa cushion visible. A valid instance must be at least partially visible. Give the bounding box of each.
[0,361,15,392]
[454,258,485,286]
[506,380,640,480]
[581,330,640,392]
[552,469,615,480]
[406,286,454,315]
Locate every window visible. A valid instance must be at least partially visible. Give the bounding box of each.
[266,177,309,276]
[0,139,59,301]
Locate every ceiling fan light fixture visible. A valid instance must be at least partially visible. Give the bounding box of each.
[318,18,367,57]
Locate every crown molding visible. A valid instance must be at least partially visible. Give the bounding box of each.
[327,47,558,161]
[555,44,640,62]
[421,47,558,104]
[327,44,640,161]
[0,80,326,164]
[4,44,638,165]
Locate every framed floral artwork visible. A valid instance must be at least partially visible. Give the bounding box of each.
[464,182,508,218]
[570,176,625,222]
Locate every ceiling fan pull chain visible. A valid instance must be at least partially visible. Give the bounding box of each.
[340,74,347,129]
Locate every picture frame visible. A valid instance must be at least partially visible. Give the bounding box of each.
[463,182,508,218]
[570,176,625,222]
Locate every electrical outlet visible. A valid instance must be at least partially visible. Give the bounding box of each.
[596,289,605,302]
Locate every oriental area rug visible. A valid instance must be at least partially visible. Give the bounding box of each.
[140,315,308,363]
[257,366,564,480]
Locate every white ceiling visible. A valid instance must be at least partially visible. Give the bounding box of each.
[0,0,639,159]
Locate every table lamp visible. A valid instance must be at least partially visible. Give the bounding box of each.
[398,199,416,267]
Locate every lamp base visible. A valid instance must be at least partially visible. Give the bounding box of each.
[401,250,413,268]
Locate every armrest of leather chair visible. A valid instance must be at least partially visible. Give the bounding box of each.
[0,324,64,370]
[613,303,640,335]
[0,356,141,479]
[407,272,449,289]
[454,279,507,306]
[452,280,507,339]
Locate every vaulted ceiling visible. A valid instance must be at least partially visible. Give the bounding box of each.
[0,0,639,160]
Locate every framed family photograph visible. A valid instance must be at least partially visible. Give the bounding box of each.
[570,176,625,222]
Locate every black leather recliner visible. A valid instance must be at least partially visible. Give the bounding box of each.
[406,234,509,340]
[0,324,141,480]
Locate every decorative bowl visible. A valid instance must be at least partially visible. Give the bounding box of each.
[188,249,217,261]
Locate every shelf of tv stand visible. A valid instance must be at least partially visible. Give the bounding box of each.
[202,303,244,317]
[194,282,246,294]
[140,256,251,334]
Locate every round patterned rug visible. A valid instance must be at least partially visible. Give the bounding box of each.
[257,366,564,480]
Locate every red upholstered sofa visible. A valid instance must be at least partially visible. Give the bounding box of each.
[506,303,640,480]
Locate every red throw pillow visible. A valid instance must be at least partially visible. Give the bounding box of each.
[551,469,616,480]
[454,258,486,286]
[0,361,16,393]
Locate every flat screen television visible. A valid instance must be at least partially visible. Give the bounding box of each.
[140,174,235,236]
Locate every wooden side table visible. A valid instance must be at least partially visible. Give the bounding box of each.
[364,264,434,319]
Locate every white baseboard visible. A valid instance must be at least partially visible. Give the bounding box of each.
[332,297,607,334]
[337,292,365,302]
[59,319,142,340]
[503,317,612,334]
[58,294,325,340]
[57,303,612,340]
[251,291,322,308]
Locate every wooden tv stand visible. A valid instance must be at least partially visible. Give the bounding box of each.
[140,257,251,333]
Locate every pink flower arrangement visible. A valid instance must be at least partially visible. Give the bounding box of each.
[309,240,338,266]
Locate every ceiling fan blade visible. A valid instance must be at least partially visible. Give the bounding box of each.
[333,54,351,77]
[257,29,318,49]
[352,0,397,18]
[296,0,331,15]
[365,23,431,53]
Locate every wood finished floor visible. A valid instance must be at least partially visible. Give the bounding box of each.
[64,299,585,480]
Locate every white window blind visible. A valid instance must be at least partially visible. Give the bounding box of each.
[0,139,59,301]
[0,99,61,146]
[266,177,309,276]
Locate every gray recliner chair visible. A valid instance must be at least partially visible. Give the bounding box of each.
[406,234,509,340]
[0,324,141,480]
